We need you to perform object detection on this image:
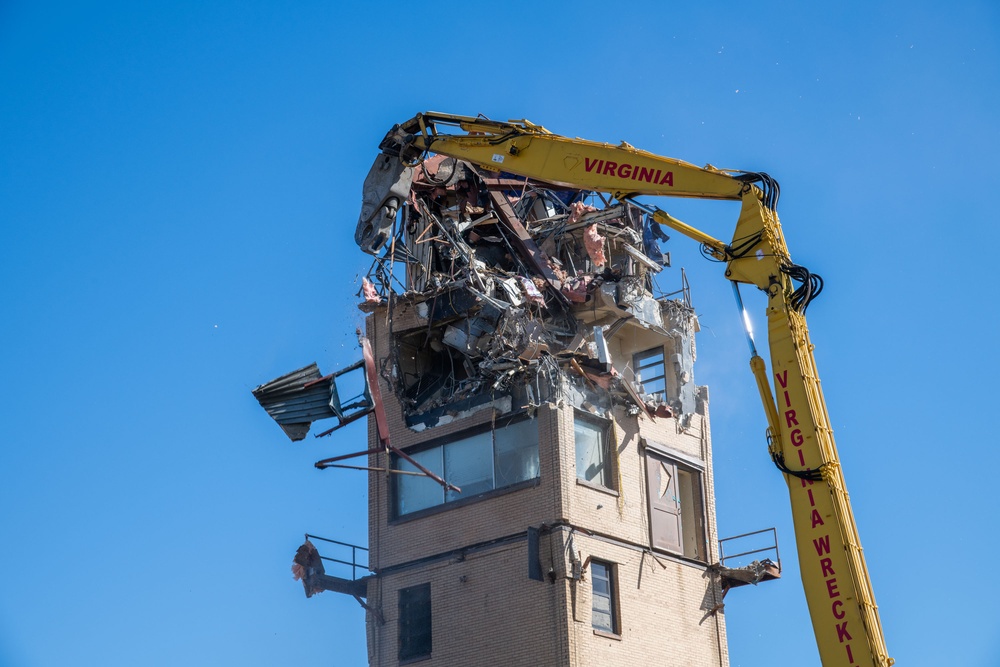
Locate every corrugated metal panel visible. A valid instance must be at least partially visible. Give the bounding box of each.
[252,363,334,441]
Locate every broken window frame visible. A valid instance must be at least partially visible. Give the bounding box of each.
[644,447,708,562]
[574,412,613,490]
[392,417,540,518]
[590,560,619,636]
[633,345,667,402]
[398,583,432,662]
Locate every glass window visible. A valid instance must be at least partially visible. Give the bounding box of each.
[633,346,666,400]
[494,419,540,488]
[591,561,617,634]
[397,448,444,515]
[444,431,494,502]
[394,419,540,516]
[398,583,432,661]
[575,416,611,488]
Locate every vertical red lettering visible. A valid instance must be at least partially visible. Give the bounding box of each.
[782,390,791,407]
[832,599,845,619]
[784,409,798,428]
[811,509,825,528]
[775,370,789,388]
[800,478,814,488]
[807,488,815,506]
[836,621,852,642]
[820,557,834,577]
[585,157,600,173]
[826,578,839,598]
[602,161,618,176]
[638,166,654,183]
[798,449,806,466]
[791,429,804,446]
[813,535,830,556]
[653,169,662,183]
[846,644,855,663]
[619,163,632,179]
[659,171,674,186]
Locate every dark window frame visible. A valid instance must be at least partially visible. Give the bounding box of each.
[391,415,540,518]
[590,560,620,636]
[398,583,432,662]
[644,446,708,563]
[633,346,667,401]
[573,411,614,490]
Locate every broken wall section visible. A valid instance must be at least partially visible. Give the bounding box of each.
[356,150,699,432]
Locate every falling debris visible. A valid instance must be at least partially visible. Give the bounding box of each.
[292,539,326,598]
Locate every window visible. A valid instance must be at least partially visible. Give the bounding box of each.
[645,449,707,561]
[633,346,666,400]
[394,419,539,516]
[398,583,431,661]
[590,560,618,635]
[575,415,612,488]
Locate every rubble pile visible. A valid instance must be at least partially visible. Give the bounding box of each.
[354,143,700,430]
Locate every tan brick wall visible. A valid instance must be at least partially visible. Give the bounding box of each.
[565,532,728,666]
[366,538,569,667]
[363,309,728,666]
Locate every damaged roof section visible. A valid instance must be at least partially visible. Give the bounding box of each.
[354,142,701,430]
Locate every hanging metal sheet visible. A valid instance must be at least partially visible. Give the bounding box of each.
[252,363,334,441]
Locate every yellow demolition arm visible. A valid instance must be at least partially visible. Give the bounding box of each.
[378,112,891,667]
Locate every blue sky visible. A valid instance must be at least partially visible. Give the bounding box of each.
[2,2,999,665]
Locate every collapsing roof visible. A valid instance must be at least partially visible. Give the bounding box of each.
[353,145,701,430]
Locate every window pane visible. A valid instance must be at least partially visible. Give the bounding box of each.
[444,431,494,502]
[395,419,542,516]
[591,561,616,633]
[575,418,608,486]
[593,609,613,633]
[397,448,444,515]
[399,583,431,660]
[634,347,666,400]
[494,419,540,487]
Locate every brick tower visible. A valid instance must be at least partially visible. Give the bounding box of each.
[353,155,731,666]
[362,295,728,666]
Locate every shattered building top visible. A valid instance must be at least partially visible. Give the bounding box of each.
[253,121,704,442]
[351,142,700,432]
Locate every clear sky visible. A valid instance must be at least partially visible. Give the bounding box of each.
[2,2,998,666]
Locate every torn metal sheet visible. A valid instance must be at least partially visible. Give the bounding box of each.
[253,358,375,441]
[252,364,335,441]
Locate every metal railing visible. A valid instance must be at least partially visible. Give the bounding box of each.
[719,527,780,570]
[305,533,370,580]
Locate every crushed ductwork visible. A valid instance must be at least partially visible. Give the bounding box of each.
[352,142,703,430]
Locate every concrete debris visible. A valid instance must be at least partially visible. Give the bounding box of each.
[711,558,782,596]
[350,145,704,430]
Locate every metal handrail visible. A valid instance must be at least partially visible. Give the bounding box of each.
[305,533,370,580]
[719,526,780,570]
